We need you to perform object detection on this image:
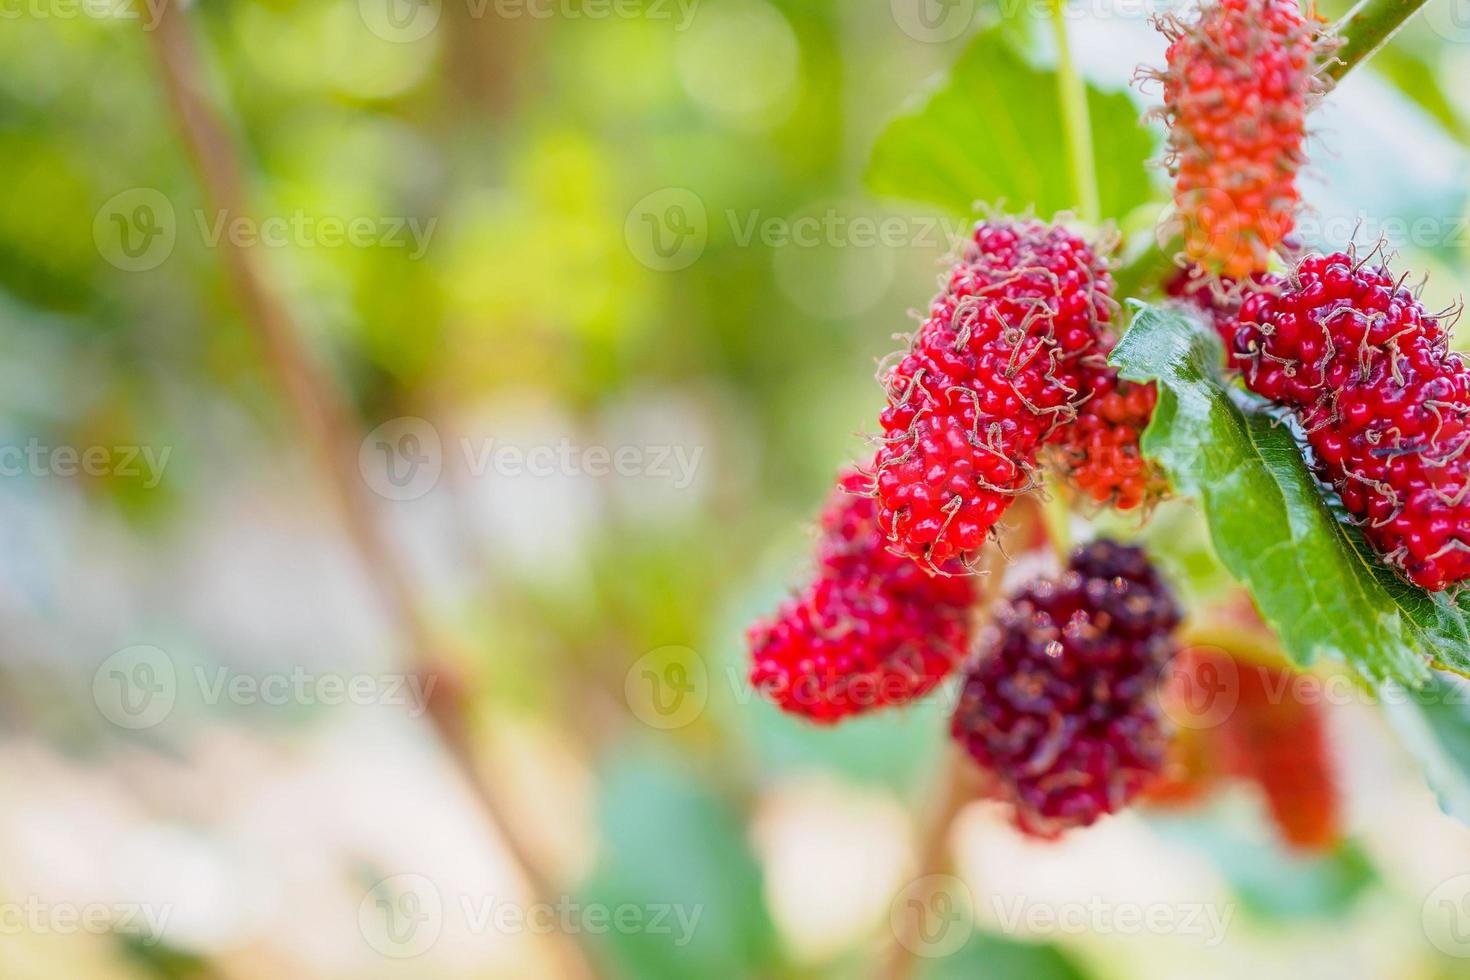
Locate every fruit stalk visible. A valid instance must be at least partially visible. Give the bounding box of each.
[1049,0,1100,224]
[876,749,978,980]
[869,514,1026,980]
[1326,0,1437,81]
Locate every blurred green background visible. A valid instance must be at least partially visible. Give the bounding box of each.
[2,0,1470,977]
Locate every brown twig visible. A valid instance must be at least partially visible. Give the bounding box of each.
[873,509,1029,980]
[878,747,978,980]
[144,9,599,979]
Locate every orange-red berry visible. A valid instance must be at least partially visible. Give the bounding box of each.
[1159,649,1341,853]
[1154,0,1320,278]
[1047,372,1165,510]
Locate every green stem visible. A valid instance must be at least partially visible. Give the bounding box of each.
[1040,477,1074,562]
[1326,0,1435,82]
[1049,0,1099,224]
[1120,0,1436,293]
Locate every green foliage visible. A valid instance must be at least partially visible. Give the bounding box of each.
[115,935,215,979]
[1227,841,1377,922]
[917,934,1093,980]
[582,746,781,979]
[919,932,1091,980]
[1382,671,1470,824]
[742,685,950,797]
[1150,808,1377,922]
[1111,304,1470,686]
[1365,43,1469,145]
[864,28,1154,221]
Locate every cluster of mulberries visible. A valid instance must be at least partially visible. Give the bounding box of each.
[1151,0,1322,278]
[1153,648,1341,853]
[874,220,1116,570]
[1222,251,1470,591]
[951,540,1182,837]
[747,467,976,723]
[749,217,1171,728]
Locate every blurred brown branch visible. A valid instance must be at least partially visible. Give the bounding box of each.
[143,8,600,979]
[874,508,1025,980]
[878,747,977,980]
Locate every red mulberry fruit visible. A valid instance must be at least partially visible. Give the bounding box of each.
[1224,250,1470,591]
[1152,0,1322,279]
[875,219,1115,569]
[748,467,976,723]
[952,540,1182,837]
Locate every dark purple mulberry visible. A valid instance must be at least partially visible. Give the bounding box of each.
[951,540,1182,837]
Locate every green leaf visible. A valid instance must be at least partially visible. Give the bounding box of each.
[865,28,1154,221]
[921,931,1090,980]
[1148,807,1377,922]
[1365,45,1469,146]
[1110,303,1470,686]
[920,931,1091,980]
[581,745,780,979]
[1231,841,1377,922]
[1382,671,1470,825]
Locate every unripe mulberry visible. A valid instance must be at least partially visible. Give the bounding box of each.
[1223,251,1470,591]
[1219,656,1341,852]
[1046,372,1164,510]
[1155,648,1341,853]
[875,219,1115,569]
[952,540,1182,837]
[748,467,976,723]
[1152,0,1322,279]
